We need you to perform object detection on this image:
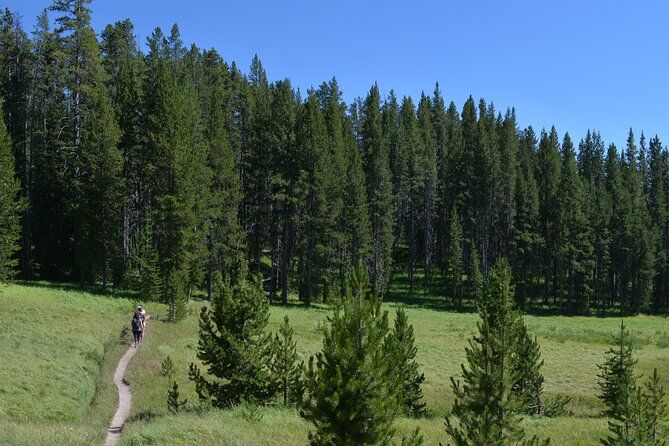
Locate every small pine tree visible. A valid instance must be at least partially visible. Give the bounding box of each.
[272,315,304,406]
[167,381,187,413]
[189,264,276,407]
[445,259,549,446]
[642,369,667,445]
[160,355,175,378]
[513,320,545,416]
[386,307,426,417]
[300,263,403,446]
[597,321,641,446]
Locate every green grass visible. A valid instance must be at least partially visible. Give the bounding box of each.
[120,298,668,445]
[1,281,667,445]
[0,282,137,445]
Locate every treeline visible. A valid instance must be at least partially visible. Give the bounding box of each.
[1,1,668,314]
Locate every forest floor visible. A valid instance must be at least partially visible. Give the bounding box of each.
[0,281,667,445]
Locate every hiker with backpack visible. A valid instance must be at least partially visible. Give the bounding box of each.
[137,305,147,341]
[131,310,143,347]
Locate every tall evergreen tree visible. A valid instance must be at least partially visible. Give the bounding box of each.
[0,110,22,280]
[557,133,593,314]
[417,94,436,286]
[513,127,541,308]
[362,84,394,294]
[0,10,32,277]
[537,127,561,306]
[144,25,210,300]
[51,0,123,286]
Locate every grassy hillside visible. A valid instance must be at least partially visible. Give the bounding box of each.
[120,299,669,445]
[0,282,138,445]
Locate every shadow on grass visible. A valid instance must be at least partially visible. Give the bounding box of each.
[15,279,142,301]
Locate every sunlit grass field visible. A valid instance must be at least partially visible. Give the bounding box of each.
[0,280,667,445]
[120,296,669,445]
[0,282,137,445]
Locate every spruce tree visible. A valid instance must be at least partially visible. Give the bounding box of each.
[386,307,426,417]
[0,10,31,278]
[597,321,639,445]
[512,321,545,416]
[167,381,187,413]
[398,96,420,293]
[558,133,593,314]
[189,265,276,406]
[642,369,667,445]
[0,111,21,280]
[446,206,464,306]
[513,127,541,308]
[272,315,303,406]
[300,264,403,446]
[445,258,548,446]
[362,84,394,295]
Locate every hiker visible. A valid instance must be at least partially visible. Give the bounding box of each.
[131,311,143,347]
[137,305,148,341]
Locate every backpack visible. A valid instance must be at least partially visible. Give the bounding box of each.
[131,316,142,331]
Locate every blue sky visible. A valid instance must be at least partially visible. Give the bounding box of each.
[7,0,669,148]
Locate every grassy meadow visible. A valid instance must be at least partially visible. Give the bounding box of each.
[120,297,669,445]
[0,282,138,445]
[0,280,667,445]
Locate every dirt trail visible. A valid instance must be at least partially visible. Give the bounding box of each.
[103,342,140,446]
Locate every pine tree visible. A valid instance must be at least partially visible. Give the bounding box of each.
[272,315,303,406]
[398,96,420,293]
[621,130,654,314]
[100,19,145,282]
[642,369,667,445]
[300,263,403,446]
[597,321,639,445]
[0,110,22,280]
[417,94,436,287]
[0,10,32,278]
[167,381,187,413]
[446,206,464,306]
[362,84,394,295]
[512,321,545,416]
[558,133,593,314]
[445,258,548,446]
[386,307,426,417]
[513,127,541,309]
[189,264,276,406]
[144,25,210,300]
[648,136,668,313]
[50,0,124,286]
[537,128,562,307]
[201,49,243,299]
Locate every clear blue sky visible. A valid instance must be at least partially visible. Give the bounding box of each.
[7,0,669,148]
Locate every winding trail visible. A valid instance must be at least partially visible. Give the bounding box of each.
[103,342,140,446]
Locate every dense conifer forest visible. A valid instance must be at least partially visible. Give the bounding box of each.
[1,0,668,317]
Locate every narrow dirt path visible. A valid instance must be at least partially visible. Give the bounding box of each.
[103,342,140,446]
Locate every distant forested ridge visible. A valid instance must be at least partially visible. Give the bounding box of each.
[1,1,668,315]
